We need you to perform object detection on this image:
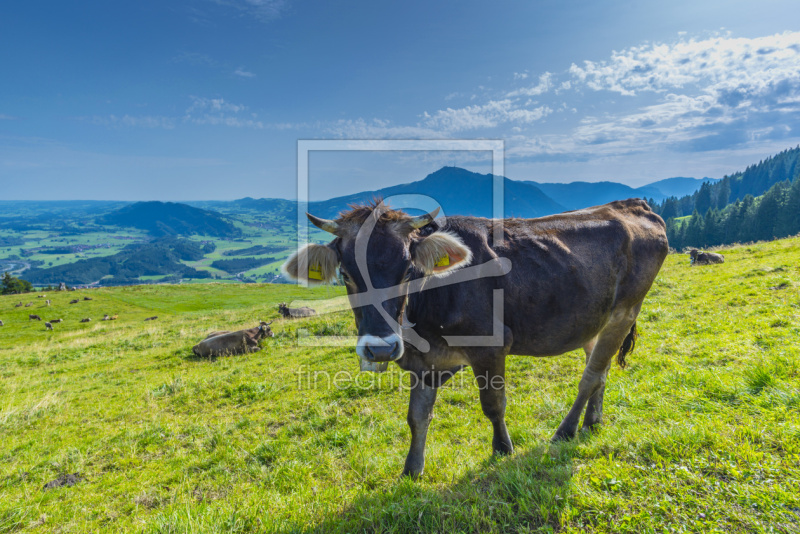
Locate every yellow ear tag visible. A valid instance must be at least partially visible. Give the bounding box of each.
[308,264,323,280]
[434,254,450,268]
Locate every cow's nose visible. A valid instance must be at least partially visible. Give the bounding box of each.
[364,339,400,362]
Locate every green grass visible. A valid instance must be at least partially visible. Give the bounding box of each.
[1,238,799,532]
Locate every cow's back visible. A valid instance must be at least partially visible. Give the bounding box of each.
[409,199,668,357]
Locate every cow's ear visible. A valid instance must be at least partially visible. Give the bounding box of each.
[282,243,339,284]
[412,231,472,275]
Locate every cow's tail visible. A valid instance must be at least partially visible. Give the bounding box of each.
[616,321,637,369]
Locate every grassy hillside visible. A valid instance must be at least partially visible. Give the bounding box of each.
[1,238,798,533]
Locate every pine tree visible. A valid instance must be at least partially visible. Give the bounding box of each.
[695,182,712,215]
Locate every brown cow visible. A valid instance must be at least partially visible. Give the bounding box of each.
[278,302,317,319]
[29,314,42,321]
[688,249,724,265]
[284,198,668,477]
[192,321,274,357]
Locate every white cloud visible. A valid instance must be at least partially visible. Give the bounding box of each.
[507,72,553,97]
[89,115,176,129]
[209,0,288,23]
[422,99,552,133]
[184,96,263,128]
[234,67,256,78]
[505,32,800,160]
[327,118,441,139]
[569,31,800,103]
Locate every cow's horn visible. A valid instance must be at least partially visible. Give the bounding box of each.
[408,207,440,229]
[307,213,338,234]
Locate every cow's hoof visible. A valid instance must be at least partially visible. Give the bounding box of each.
[551,429,576,442]
[401,467,423,479]
[581,421,601,434]
[493,440,514,455]
[402,458,424,479]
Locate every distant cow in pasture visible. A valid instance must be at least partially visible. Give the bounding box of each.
[45,300,51,306]
[83,297,92,301]
[80,318,91,323]
[14,302,22,308]
[49,319,63,323]
[25,302,32,307]
[192,321,274,358]
[278,302,317,319]
[144,316,158,321]
[29,314,42,321]
[688,249,724,265]
[38,294,45,298]
[101,314,119,321]
[45,322,53,331]
[70,299,79,304]
[0,320,4,326]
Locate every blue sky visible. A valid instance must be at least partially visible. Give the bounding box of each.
[2,0,800,200]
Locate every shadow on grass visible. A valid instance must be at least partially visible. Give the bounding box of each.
[312,440,583,533]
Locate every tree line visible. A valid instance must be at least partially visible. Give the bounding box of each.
[644,146,800,249]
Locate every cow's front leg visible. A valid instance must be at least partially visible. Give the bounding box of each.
[403,376,438,478]
[472,357,513,455]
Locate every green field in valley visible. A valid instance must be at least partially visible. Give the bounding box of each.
[0,238,798,532]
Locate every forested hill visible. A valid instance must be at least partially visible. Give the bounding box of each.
[651,146,800,220]
[99,201,241,237]
[666,163,800,250]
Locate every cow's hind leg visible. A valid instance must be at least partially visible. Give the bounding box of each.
[472,355,514,455]
[553,313,636,441]
[580,336,605,432]
[582,322,637,431]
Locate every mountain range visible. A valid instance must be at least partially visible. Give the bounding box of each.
[301,167,716,219]
[203,167,717,221]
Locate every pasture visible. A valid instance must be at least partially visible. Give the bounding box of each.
[0,238,798,533]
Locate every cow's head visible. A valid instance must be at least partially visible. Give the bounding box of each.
[282,202,471,369]
[259,321,275,338]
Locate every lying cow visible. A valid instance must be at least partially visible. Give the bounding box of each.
[80,318,91,323]
[70,300,79,304]
[689,249,724,265]
[14,302,22,308]
[29,314,42,321]
[101,314,118,321]
[49,318,63,323]
[144,316,158,321]
[278,302,317,319]
[192,321,274,358]
[284,198,668,477]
